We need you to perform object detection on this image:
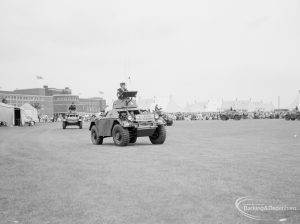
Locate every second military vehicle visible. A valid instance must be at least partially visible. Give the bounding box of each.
[285,109,300,121]
[62,112,83,129]
[220,109,242,121]
[89,91,167,146]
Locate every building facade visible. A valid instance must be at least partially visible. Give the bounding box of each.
[53,95,79,113]
[0,86,106,116]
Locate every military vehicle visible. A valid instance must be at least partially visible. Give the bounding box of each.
[220,109,242,120]
[285,109,300,121]
[274,109,288,119]
[62,112,83,129]
[242,112,248,119]
[89,91,167,146]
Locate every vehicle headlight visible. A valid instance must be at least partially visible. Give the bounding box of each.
[122,121,130,127]
[154,113,159,119]
[157,118,165,124]
[127,115,134,121]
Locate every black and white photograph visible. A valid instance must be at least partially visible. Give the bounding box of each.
[0,0,300,223]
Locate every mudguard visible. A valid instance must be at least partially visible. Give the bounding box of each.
[95,119,116,137]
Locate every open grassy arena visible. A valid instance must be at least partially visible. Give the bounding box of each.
[0,120,300,224]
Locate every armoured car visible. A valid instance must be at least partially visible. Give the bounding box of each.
[220,109,242,120]
[285,110,300,121]
[62,112,83,129]
[89,91,167,146]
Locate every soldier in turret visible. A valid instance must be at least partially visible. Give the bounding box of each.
[117,82,128,100]
[69,102,76,112]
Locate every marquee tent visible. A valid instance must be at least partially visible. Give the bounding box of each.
[165,96,183,112]
[0,103,14,126]
[22,103,39,122]
[137,98,155,110]
[289,91,300,110]
[206,100,222,112]
[184,101,207,112]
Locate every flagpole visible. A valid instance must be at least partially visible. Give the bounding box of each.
[128,75,133,89]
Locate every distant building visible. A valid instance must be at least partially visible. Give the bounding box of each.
[0,91,54,115]
[44,86,72,96]
[78,97,106,114]
[14,85,72,96]
[53,95,105,114]
[0,86,106,116]
[14,88,46,96]
[53,95,79,113]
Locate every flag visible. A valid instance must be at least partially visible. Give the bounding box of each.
[98,91,104,95]
[128,76,131,80]
[36,76,43,80]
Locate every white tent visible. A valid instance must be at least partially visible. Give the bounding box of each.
[184,101,207,112]
[289,91,300,110]
[206,99,222,112]
[165,96,183,112]
[21,103,39,122]
[0,103,14,126]
[137,98,155,110]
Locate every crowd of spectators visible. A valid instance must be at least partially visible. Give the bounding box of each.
[23,110,294,124]
[170,111,288,121]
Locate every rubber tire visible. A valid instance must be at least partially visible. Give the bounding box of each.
[79,121,82,129]
[167,120,173,126]
[234,115,241,120]
[62,122,66,129]
[129,136,137,143]
[220,115,228,121]
[112,124,130,146]
[91,126,103,145]
[149,125,166,144]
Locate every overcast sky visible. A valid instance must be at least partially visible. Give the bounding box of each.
[0,0,299,107]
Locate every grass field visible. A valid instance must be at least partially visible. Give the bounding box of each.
[0,120,300,224]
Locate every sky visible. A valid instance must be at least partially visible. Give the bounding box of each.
[0,0,300,107]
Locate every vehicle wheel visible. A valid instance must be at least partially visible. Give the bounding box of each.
[91,126,103,145]
[79,121,82,129]
[62,122,66,129]
[167,120,173,126]
[220,115,227,121]
[112,124,130,146]
[285,115,290,120]
[234,115,241,120]
[291,117,296,121]
[129,136,137,143]
[150,125,166,144]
